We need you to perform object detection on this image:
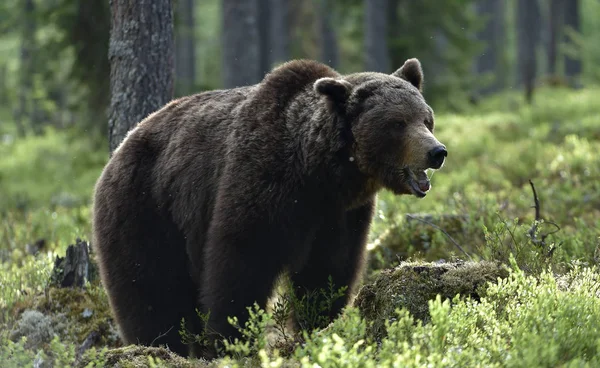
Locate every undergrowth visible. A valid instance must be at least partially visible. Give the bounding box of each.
[0,86,599,366]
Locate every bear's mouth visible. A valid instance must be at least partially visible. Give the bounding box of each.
[404,167,431,198]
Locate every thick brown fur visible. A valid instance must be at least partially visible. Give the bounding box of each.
[91,58,446,358]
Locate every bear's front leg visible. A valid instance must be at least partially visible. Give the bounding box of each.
[289,199,375,332]
[199,216,287,358]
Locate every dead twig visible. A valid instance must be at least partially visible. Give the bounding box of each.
[149,326,174,347]
[405,214,473,261]
[527,180,561,255]
[529,179,541,221]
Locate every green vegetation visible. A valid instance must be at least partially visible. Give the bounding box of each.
[1,86,600,366]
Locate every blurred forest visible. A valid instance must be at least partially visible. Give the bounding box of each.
[0,0,597,146]
[2,1,600,366]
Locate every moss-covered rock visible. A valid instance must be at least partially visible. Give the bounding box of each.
[353,260,508,340]
[9,310,57,350]
[76,345,212,368]
[9,282,119,351]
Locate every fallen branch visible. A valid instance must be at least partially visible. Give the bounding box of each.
[405,214,472,261]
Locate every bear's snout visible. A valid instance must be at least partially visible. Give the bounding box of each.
[427,145,447,169]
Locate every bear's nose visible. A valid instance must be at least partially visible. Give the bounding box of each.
[428,146,447,169]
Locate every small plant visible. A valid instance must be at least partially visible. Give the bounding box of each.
[222,303,272,360]
[286,275,348,334]
[178,308,211,349]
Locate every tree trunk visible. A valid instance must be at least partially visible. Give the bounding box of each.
[517,0,540,104]
[365,0,389,73]
[564,0,581,78]
[16,0,36,136]
[269,0,290,65]
[257,0,271,78]
[476,0,504,94]
[547,0,564,76]
[221,0,261,89]
[108,0,174,154]
[319,0,339,68]
[175,0,196,96]
[387,0,402,69]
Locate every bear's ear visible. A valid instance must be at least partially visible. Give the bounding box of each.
[314,77,352,104]
[392,58,424,92]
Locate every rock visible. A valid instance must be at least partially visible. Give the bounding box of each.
[9,310,55,350]
[353,260,508,341]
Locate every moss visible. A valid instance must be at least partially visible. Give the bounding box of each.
[76,345,212,368]
[9,281,119,350]
[353,260,508,341]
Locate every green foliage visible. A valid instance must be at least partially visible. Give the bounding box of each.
[563,0,600,83]
[0,254,53,313]
[259,264,600,367]
[386,0,485,111]
[369,86,600,270]
[286,276,348,333]
[0,82,598,366]
[224,303,272,360]
[0,336,36,367]
[178,308,211,351]
[295,307,372,367]
[0,127,106,210]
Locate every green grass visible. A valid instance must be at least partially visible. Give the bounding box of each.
[0,85,599,366]
[369,86,600,269]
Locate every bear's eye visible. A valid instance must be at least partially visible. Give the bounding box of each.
[424,119,434,131]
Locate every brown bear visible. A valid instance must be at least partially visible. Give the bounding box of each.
[91,58,446,358]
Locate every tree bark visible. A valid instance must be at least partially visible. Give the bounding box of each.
[387,0,402,69]
[16,0,37,136]
[319,0,339,68]
[50,239,98,289]
[547,0,564,76]
[175,0,196,96]
[257,0,271,78]
[108,0,174,154]
[365,0,389,73]
[517,0,540,104]
[476,0,504,94]
[269,0,290,65]
[221,0,261,89]
[564,0,581,78]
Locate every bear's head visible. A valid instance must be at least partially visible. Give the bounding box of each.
[314,58,446,198]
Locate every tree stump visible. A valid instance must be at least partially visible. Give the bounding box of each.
[50,239,98,288]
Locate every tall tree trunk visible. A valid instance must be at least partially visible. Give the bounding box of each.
[221,0,260,88]
[269,0,290,65]
[16,0,36,136]
[319,0,339,68]
[257,0,271,78]
[564,0,581,78]
[387,0,402,69]
[365,0,389,73]
[108,0,174,154]
[547,0,564,76]
[175,0,196,96]
[476,0,504,94]
[517,0,540,104]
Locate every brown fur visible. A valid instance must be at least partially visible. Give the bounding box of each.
[91,58,446,358]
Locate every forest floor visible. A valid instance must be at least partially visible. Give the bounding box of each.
[1,86,600,367]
